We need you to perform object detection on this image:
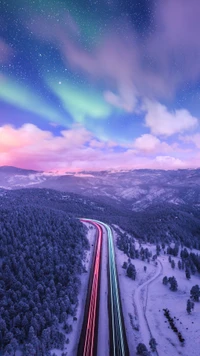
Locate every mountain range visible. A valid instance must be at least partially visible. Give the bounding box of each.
[0,166,200,211]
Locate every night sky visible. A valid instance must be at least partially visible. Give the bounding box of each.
[0,0,200,171]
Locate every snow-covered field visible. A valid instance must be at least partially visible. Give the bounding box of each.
[114,231,200,356]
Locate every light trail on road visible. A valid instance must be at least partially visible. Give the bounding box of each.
[99,221,128,356]
[79,219,129,356]
[77,220,102,356]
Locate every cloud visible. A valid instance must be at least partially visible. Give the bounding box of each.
[133,134,173,153]
[0,123,135,171]
[104,88,137,112]
[134,134,160,152]
[0,123,199,172]
[27,0,200,110]
[27,16,140,111]
[144,101,198,136]
[0,124,93,170]
[151,0,200,84]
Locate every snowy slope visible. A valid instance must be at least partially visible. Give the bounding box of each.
[114,231,200,356]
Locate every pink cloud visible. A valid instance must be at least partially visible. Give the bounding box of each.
[0,123,199,171]
[133,134,173,154]
[144,101,198,136]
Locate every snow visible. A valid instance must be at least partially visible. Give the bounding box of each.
[147,255,200,356]
[74,173,95,178]
[113,230,200,356]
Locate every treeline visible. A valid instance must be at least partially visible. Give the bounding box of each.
[180,248,200,274]
[0,206,89,355]
[115,228,155,263]
[1,188,200,251]
[0,188,128,223]
[113,203,200,250]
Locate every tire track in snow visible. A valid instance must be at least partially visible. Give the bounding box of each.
[133,258,163,355]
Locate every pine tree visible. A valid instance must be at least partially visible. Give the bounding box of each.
[190,285,200,302]
[162,276,168,285]
[161,242,165,250]
[169,276,178,291]
[171,260,175,269]
[156,244,161,256]
[127,263,136,280]
[28,326,35,343]
[178,260,182,270]
[185,268,191,280]
[10,338,18,354]
[136,343,149,355]
[122,261,127,269]
[149,337,157,351]
[24,343,37,356]
[187,299,194,314]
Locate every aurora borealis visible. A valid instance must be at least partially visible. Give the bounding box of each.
[1,0,200,171]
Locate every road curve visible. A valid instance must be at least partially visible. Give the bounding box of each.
[77,220,102,356]
[81,219,129,356]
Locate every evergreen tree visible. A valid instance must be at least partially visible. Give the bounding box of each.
[178,260,182,270]
[190,285,200,302]
[149,337,157,352]
[171,260,175,269]
[122,261,127,269]
[156,244,161,256]
[168,276,178,291]
[127,263,136,280]
[136,343,149,355]
[187,299,194,314]
[185,268,191,280]
[162,276,168,285]
[24,343,37,356]
[0,206,89,354]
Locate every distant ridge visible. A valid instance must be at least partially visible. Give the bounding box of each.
[0,165,200,175]
[0,165,200,211]
[0,166,40,174]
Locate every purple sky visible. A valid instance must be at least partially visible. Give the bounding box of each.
[0,0,200,171]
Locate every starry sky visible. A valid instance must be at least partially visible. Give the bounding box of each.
[0,0,200,172]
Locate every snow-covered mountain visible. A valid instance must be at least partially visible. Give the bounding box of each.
[1,166,200,210]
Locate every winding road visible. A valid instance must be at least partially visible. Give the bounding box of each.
[132,258,163,354]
